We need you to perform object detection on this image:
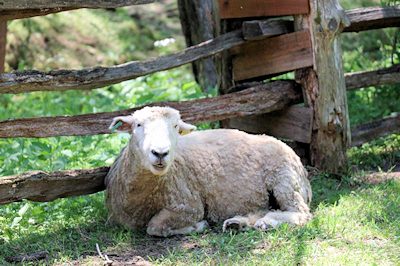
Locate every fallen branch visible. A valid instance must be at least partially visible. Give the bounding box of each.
[96,243,113,266]
[5,251,48,263]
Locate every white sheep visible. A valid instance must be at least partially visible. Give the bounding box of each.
[105,106,312,237]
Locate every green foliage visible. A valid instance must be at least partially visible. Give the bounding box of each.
[348,134,400,171]
[339,1,400,127]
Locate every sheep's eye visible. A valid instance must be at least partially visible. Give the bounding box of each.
[137,123,142,127]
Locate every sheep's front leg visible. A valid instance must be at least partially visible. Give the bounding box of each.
[147,206,207,237]
[254,190,312,230]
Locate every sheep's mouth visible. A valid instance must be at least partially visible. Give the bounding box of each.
[153,164,166,170]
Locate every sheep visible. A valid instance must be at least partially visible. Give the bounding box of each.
[105,106,312,237]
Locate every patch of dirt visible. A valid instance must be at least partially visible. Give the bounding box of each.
[66,235,202,265]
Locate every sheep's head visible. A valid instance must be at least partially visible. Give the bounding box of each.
[109,106,196,176]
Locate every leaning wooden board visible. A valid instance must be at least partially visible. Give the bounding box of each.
[232,31,313,81]
[218,0,309,19]
[224,106,313,144]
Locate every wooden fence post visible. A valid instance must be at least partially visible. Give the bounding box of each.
[0,20,7,72]
[296,0,351,173]
[177,0,219,93]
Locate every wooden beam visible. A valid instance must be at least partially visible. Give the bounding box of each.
[178,0,219,93]
[0,19,6,73]
[0,81,302,138]
[242,19,294,41]
[351,114,400,146]
[0,30,244,94]
[345,64,400,90]
[0,8,76,20]
[218,0,309,19]
[232,31,313,81]
[344,6,400,32]
[0,0,154,10]
[224,106,313,143]
[0,167,109,204]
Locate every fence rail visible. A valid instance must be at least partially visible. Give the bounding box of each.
[0,81,302,138]
[0,0,154,10]
[0,30,245,94]
[0,8,77,21]
[344,6,400,32]
[2,64,398,139]
[345,64,400,90]
[0,167,109,204]
[351,114,400,146]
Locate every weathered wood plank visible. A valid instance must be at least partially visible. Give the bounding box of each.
[345,64,400,90]
[351,114,400,147]
[0,81,302,138]
[218,0,309,19]
[0,8,76,20]
[178,0,218,93]
[0,167,109,204]
[0,0,154,10]
[232,31,313,81]
[344,7,400,32]
[242,19,294,41]
[224,106,313,143]
[0,30,244,94]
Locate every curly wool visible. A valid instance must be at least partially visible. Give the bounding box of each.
[105,107,312,237]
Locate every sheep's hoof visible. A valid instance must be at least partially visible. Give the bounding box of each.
[222,218,244,232]
[253,219,275,231]
[195,220,209,233]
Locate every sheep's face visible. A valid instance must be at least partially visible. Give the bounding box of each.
[110,107,196,176]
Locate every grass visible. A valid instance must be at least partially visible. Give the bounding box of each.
[0,0,400,264]
[0,161,399,265]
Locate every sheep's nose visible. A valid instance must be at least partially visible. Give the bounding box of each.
[151,149,169,159]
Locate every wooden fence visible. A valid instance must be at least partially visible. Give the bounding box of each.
[0,0,399,205]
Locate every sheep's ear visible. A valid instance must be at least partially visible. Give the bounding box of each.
[109,115,135,133]
[178,120,196,135]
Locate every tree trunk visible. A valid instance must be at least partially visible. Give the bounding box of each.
[295,0,351,174]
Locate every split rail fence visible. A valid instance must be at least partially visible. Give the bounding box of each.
[0,0,399,205]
